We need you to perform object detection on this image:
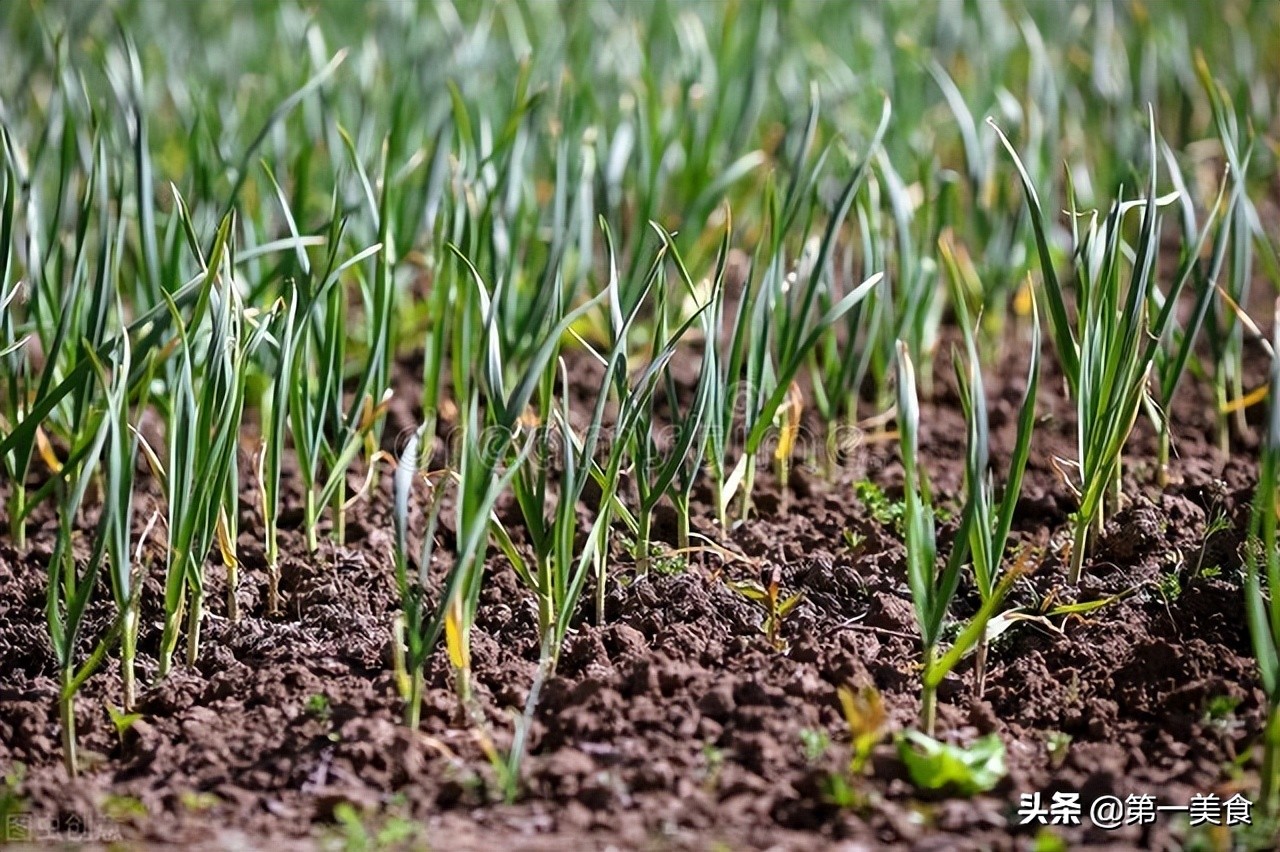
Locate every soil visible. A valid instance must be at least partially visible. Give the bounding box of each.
[1,304,1277,850]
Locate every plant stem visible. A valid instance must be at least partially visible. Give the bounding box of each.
[157,592,184,677]
[635,505,652,576]
[826,416,851,480]
[536,554,555,639]
[59,668,78,778]
[266,556,280,616]
[1231,368,1250,439]
[121,606,138,712]
[1157,426,1170,489]
[332,477,346,547]
[1263,702,1280,816]
[777,456,791,514]
[405,670,424,730]
[595,525,610,628]
[1108,459,1123,517]
[8,487,25,551]
[455,665,473,708]
[1215,381,1231,454]
[921,645,937,738]
[675,494,691,553]
[185,591,204,667]
[1068,519,1089,585]
[739,453,757,523]
[974,635,989,700]
[714,474,728,530]
[304,488,319,552]
[226,563,239,624]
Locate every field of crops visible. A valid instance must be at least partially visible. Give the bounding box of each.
[2,1,1280,849]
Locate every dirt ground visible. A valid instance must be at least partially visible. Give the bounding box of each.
[1,313,1276,850]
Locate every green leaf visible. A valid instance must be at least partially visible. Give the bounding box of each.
[728,581,769,603]
[897,731,1006,796]
[989,118,1078,390]
[777,592,805,618]
[107,704,143,739]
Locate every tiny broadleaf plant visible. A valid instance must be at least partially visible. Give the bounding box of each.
[897,731,1007,797]
[838,685,887,776]
[940,233,1042,697]
[1243,298,1280,816]
[728,564,804,651]
[992,113,1183,583]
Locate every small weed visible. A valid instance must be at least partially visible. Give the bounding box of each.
[822,686,886,810]
[1203,695,1245,736]
[1157,571,1183,602]
[102,794,148,822]
[799,728,830,763]
[897,731,1006,796]
[106,704,143,747]
[701,743,726,790]
[1205,694,1242,722]
[1043,731,1072,769]
[649,551,689,577]
[839,685,887,774]
[1190,507,1232,583]
[1031,828,1069,852]
[179,791,221,813]
[728,565,804,650]
[326,802,423,852]
[854,480,904,530]
[842,529,866,554]
[1064,671,1081,707]
[305,693,332,722]
[1208,690,1239,716]
[822,772,862,809]
[0,764,27,840]
[621,533,687,576]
